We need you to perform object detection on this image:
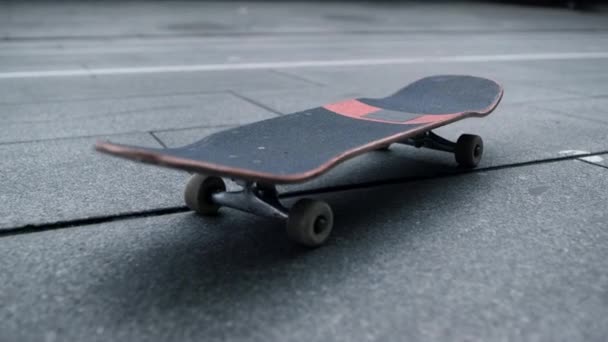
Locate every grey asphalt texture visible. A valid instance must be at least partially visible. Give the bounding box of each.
[1,1,607,341]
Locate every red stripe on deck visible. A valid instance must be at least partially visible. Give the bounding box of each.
[324,99,381,118]
[404,114,459,124]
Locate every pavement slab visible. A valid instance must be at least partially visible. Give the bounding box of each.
[549,77,608,97]
[0,92,276,143]
[506,59,608,80]
[3,32,608,73]
[2,2,608,39]
[0,134,187,230]
[533,96,608,124]
[1,161,606,342]
[0,70,316,105]
[280,61,606,94]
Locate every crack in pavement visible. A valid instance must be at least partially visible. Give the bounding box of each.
[2,150,607,238]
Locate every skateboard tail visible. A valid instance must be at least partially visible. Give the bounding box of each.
[95,141,323,184]
[96,141,235,177]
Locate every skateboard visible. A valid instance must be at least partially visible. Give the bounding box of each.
[96,75,503,247]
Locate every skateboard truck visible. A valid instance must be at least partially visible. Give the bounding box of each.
[211,182,288,220]
[182,130,484,249]
[402,131,456,153]
[185,175,333,247]
[399,130,484,168]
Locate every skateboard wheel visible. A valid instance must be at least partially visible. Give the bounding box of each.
[184,174,226,215]
[286,199,334,247]
[455,134,483,168]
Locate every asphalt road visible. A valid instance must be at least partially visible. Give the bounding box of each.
[1,1,607,341]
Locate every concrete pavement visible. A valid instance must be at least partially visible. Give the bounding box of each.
[1,1,607,341]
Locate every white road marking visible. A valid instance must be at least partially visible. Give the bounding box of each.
[559,150,606,165]
[1,51,608,79]
[580,155,604,163]
[559,150,590,156]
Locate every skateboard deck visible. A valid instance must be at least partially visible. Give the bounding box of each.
[96,75,503,184]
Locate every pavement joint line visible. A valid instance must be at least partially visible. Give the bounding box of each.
[3,52,608,79]
[5,104,191,125]
[269,69,326,87]
[279,150,608,198]
[514,93,608,106]
[552,88,608,99]
[0,124,237,146]
[0,130,148,146]
[151,123,236,134]
[507,95,589,106]
[227,90,284,116]
[2,150,607,236]
[0,206,190,238]
[577,158,608,170]
[3,27,608,43]
[536,93,608,104]
[0,89,228,107]
[148,131,168,149]
[529,104,608,125]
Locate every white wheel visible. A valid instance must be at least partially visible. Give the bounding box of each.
[184,174,226,215]
[286,199,334,247]
[455,134,483,168]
